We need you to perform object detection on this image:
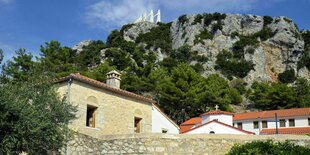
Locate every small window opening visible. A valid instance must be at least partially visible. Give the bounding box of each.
[262,121,268,128]
[86,105,97,128]
[280,119,286,127]
[237,122,243,129]
[209,131,215,134]
[134,117,142,133]
[253,121,259,129]
[162,129,168,133]
[289,119,295,127]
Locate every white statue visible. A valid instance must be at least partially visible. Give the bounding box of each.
[134,9,161,24]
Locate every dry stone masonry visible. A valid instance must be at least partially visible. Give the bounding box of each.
[64,133,310,154]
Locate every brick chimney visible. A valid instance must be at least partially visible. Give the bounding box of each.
[106,70,121,89]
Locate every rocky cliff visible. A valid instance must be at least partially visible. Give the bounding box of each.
[120,13,308,84]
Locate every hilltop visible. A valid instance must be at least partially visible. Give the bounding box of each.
[2,13,310,123]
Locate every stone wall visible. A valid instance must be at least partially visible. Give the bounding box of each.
[64,133,310,154]
[56,80,153,138]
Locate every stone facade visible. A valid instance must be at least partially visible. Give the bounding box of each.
[56,80,153,138]
[64,133,310,154]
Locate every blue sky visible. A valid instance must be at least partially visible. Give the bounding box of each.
[0,0,309,62]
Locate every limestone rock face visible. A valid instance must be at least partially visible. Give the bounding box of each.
[72,40,94,53]
[123,22,157,42]
[101,13,308,83]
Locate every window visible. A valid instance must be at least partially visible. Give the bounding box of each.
[86,105,97,128]
[308,118,310,126]
[280,119,286,127]
[289,119,295,127]
[134,117,142,133]
[262,121,268,128]
[253,121,259,129]
[237,122,242,129]
[162,129,168,133]
[209,131,215,134]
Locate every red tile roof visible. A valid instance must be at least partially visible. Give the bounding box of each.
[260,127,310,135]
[233,108,310,121]
[201,110,234,116]
[53,73,155,103]
[180,117,202,133]
[181,120,255,135]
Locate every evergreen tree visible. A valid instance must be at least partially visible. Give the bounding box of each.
[2,49,35,82]
[39,41,77,77]
[0,78,76,154]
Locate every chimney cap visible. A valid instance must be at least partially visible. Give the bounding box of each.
[107,70,121,76]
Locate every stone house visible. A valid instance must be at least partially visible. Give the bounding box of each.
[54,71,179,138]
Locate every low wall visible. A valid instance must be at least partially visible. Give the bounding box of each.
[64,133,310,154]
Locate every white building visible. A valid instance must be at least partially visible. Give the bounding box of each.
[152,104,180,134]
[181,109,254,135]
[233,108,310,135]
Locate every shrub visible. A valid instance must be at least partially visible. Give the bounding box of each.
[254,27,276,41]
[212,22,223,33]
[278,69,296,83]
[263,16,273,26]
[178,15,188,25]
[215,50,254,79]
[194,29,214,44]
[227,140,310,155]
[120,24,134,34]
[231,31,239,38]
[204,12,226,26]
[193,14,203,25]
[232,35,259,58]
[136,22,172,53]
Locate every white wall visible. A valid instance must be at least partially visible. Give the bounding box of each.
[185,121,249,135]
[202,114,233,125]
[152,106,179,134]
[233,116,310,135]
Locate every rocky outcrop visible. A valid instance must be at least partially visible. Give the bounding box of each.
[123,22,157,42]
[98,13,308,83]
[72,40,93,53]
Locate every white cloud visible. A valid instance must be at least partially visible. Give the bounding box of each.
[84,0,277,30]
[0,0,13,4]
[85,0,157,30]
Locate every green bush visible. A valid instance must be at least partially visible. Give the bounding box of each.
[263,16,273,26]
[194,29,214,44]
[227,140,310,155]
[212,22,223,33]
[136,22,172,53]
[254,27,276,41]
[231,31,239,38]
[204,12,226,26]
[193,14,203,25]
[278,69,296,83]
[178,15,188,25]
[215,50,254,79]
[232,35,259,58]
[298,31,310,69]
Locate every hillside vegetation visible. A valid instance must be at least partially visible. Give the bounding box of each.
[1,13,310,124]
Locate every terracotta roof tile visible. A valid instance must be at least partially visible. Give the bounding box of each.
[201,110,234,116]
[260,127,310,135]
[54,73,155,103]
[180,117,202,133]
[181,120,255,135]
[234,108,310,121]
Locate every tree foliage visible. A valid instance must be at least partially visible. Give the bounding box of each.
[2,49,35,82]
[248,80,310,110]
[227,140,310,155]
[0,79,76,154]
[278,69,296,83]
